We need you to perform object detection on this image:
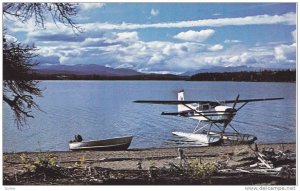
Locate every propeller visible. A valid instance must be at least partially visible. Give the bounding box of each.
[222,94,240,132]
[232,94,240,109]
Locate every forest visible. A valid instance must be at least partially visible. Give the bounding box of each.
[28,73,188,81]
[190,70,296,82]
[27,69,296,82]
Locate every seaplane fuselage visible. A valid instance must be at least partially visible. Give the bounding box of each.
[178,104,236,123]
[177,90,236,124]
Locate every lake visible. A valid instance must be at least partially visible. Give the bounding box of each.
[3,81,296,152]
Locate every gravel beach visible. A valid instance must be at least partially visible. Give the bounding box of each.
[3,143,296,185]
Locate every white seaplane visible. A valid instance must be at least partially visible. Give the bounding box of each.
[134,90,283,145]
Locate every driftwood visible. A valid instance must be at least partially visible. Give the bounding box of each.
[257,152,273,169]
[208,144,296,180]
[64,154,218,163]
[227,146,296,179]
[4,153,219,165]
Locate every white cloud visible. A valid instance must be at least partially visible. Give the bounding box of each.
[224,39,242,43]
[274,43,296,62]
[4,4,296,74]
[81,38,103,46]
[80,3,105,10]
[273,29,296,63]
[35,35,295,73]
[213,13,222,16]
[10,12,293,33]
[116,31,139,42]
[30,28,295,74]
[240,52,257,64]
[191,51,258,68]
[83,12,295,30]
[150,9,159,16]
[148,53,164,65]
[174,29,215,42]
[162,44,188,56]
[208,44,223,51]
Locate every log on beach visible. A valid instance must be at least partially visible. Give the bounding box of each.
[3,143,296,185]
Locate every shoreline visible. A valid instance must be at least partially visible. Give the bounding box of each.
[3,143,296,185]
[3,142,296,154]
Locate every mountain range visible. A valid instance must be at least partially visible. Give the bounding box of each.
[34,64,141,76]
[181,65,281,76]
[34,64,291,77]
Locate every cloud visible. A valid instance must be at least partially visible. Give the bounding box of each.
[34,29,295,74]
[7,12,294,35]
[81,37,120,47]
[29,26,295,74]
[174,29,215,42]
[273,30,296,64]
[80,3,105,10]
[116,31,139,42]
[148,53,164,65]
[224,39,242,43]
[213,13,222,16]
[37,55,60,65]
[33,31,196,73]
[83,12,295,30]
[4,4,296,74]
[31,34,85,42]
[208,44,223,51]
[150,9,159,16]
[274,43,296,62]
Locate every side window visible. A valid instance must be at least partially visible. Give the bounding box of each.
[203,104,210,110]
[189,111,194,116]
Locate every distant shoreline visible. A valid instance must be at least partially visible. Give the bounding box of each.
[34,79,296,83]
[10,70,294,82]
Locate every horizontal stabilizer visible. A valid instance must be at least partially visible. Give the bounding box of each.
[161,112,183,116]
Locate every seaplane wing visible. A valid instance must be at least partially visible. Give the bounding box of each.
[134,90,284,125]
[220,97,284,104]
[134,97,283,105]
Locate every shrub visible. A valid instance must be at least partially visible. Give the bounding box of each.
[188,160,217,178]
[20,153,58,173]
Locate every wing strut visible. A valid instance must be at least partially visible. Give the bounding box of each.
[237,102,248,111]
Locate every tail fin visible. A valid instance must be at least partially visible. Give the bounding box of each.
[177,90,186,112]
[178,89,184,101]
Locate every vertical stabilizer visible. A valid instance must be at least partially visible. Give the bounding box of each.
[177,90,186,112]
[178,89,184,101]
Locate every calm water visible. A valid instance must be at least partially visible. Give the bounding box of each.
[3,81,296,152]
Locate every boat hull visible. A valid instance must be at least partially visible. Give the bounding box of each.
[69,136,133,151]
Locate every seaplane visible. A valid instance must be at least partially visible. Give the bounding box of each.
[134,90,283,145]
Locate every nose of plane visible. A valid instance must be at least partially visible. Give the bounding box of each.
[225,108,237,114]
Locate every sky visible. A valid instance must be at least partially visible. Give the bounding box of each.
[4,3,297,74]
